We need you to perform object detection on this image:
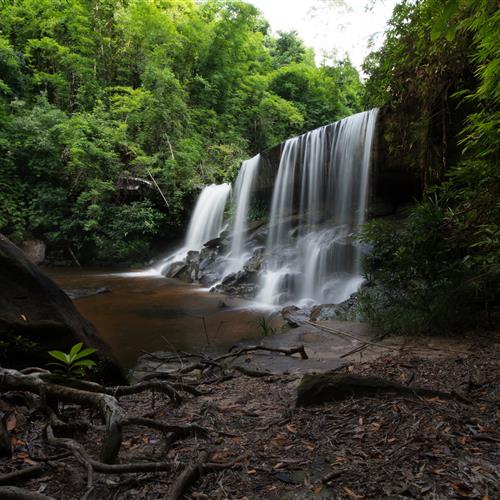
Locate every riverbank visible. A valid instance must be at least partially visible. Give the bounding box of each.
[1,330,498,499]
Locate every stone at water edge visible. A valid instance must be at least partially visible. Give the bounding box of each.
[281,305,310,328]
[309,294,361,322]
[63,287,111,300]
[166,261,194,282]
[20,239,46,265]
[199,272,219,287]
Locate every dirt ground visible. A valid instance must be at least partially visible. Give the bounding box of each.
[1,330,499,499]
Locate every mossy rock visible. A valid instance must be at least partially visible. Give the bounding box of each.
[296,373,457,407]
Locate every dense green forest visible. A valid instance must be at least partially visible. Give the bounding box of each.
[360,0,499,333]
[0,0,362,262]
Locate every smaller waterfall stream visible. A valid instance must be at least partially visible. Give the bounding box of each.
[184,183,232,251]
[226,154,260,273]
[155,183,231,275]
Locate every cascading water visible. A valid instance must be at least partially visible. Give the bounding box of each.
[184,183,232,251]
[155,183,231,275]
[257,109,378,306]
[226,154,261,273]
[137,109,378,307]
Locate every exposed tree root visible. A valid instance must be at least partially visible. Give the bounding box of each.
[222,344,308,361]
[0,486,55,500]
[1,368,125,464]
[0,344,309,497]
[168,450,209,500]
[45,425,173,476]
[0,465,48,486]
[167,451,244,500]
[0,367,205,468]
[108,380,182,404]
[124,416,208,438]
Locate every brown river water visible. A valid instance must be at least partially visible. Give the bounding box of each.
[48,269,265,368]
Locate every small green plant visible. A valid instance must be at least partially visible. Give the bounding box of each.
[48,343,97,377]
[257,316,276,337]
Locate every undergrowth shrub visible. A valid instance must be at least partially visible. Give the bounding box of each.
[359,160,499,334]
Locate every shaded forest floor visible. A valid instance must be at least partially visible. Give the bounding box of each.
[1,336,499,499]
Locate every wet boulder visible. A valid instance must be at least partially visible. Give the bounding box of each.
[309,303,343,322]
[199,272,219,287]
[199,246,219,271]
[214,270,258,298]
[247,223,269,246]
[165,261,188,279]
[310,294,361,322]
[186,250,199,265]
[281,305,309,328]
[203,236,222,248]
[243,247,264,273]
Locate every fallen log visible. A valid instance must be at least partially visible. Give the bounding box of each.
[296,373,471,406]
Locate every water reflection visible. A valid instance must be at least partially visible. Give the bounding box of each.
[49,269,264,368]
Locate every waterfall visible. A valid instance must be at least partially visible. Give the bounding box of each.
[184,183,232,250]
[227,154,260,272]
[138,109,378,307]
[155,183,231,275]
[257,109,378,306]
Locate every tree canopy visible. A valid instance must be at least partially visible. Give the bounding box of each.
[360,0,499,334]
[0,0,363,263]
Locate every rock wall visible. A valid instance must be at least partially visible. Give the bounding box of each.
[251,108,421,219]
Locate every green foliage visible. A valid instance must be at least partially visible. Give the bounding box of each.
[359,175,499,335]
[0,334,38,363]
[267,30,315,69]
[0,0,363,264]
[360,0,499,335]
[257,316,276,337]
[48,342,97,377]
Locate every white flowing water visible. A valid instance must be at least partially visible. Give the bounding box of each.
[152,183,231,275]
[257,109,379,306]
[226,154,261,273]
[184,183,231,250]
[131,109,378,307]
[266,137,300,250]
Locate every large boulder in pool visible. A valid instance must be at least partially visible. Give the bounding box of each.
[0,234,117,371]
